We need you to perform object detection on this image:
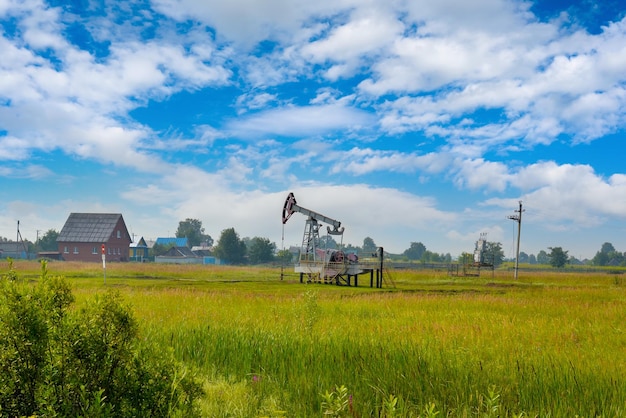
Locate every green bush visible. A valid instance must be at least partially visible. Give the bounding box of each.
[0,259,202,417]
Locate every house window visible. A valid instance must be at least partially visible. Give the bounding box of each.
[117,230,121,239]
[92,247,97,254]
[64,246,68,254]
[73,247,79,254]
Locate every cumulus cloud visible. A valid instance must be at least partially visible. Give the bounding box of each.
[0,0,231,171]
[486,162,626,227]
[125,181,456,253]
[2,0,626,257]
[360,10,626,148]
[301,6,403,80]
[151,0,354,47]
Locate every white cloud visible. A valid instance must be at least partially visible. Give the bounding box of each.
[0,2,231,171]
[0,163,53,179]
[122,178,457,253]
[358,10,626,148]
[452,158,511,191]
[236,92,278,113]
[225,102,374,138]
[60,42,230,108]
[402,0,536,34]
[301,6,403,80]
[329,148,450,176]
[486,162,626,227]
[151,0,355,47]
[0,135,33,160]
[2,0,626,260]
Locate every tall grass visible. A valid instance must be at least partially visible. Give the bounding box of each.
[133,281,624,415]
[5,260,626,416]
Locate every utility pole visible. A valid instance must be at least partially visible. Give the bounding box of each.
[16,220,28,258]
[507,201,524,279]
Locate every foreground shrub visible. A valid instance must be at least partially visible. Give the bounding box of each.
[0,259,202,417]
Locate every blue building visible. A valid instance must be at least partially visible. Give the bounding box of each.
[155,237,189,248]
[129,237,149,261]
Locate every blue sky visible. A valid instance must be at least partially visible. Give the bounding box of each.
[1,0,625,259]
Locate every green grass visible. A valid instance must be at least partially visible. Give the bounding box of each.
[5,259,626,416]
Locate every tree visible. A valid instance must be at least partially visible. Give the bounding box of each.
[319,235,338,249]
[612,252,625,266]
[342,243,360,253]
[607,251,625,266]
[403,242,426,261]
[537,250,549,265]
[529,254,537,264]
[592,251,609,266]
[518,251,529,263]
[275,249,293,265]
[600,242,616,254]
[593,242,622,266]
[486,242,505,266]
[36,229,59,251]
[422,250,442,263]
[247,237,276,264]
[213,228,246,264]
[569,255,582,265]
[362,237,377,254]
[548,247,569,268]
[175,218,213,247]
[150,242,174,257]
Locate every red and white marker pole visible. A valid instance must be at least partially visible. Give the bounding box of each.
[101,244,106,284]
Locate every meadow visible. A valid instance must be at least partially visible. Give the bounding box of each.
[5,260,626,417]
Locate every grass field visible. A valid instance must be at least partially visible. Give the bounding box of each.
[4,259,626,417]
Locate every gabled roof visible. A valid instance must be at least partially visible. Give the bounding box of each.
[57,213,126,243]
[192,248,212,257]
[161,246,198,258]
[155,237,189,247]
[130,237,147,248]
[0,241,27,252]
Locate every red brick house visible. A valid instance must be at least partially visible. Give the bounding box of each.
[57,213,131,262]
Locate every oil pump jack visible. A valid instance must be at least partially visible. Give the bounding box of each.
[282,192,385,286]
[282,192,344,263]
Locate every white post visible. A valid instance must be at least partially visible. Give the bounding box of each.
[101,244,106,284]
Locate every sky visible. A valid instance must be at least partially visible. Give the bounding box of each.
[1,0,625,260]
